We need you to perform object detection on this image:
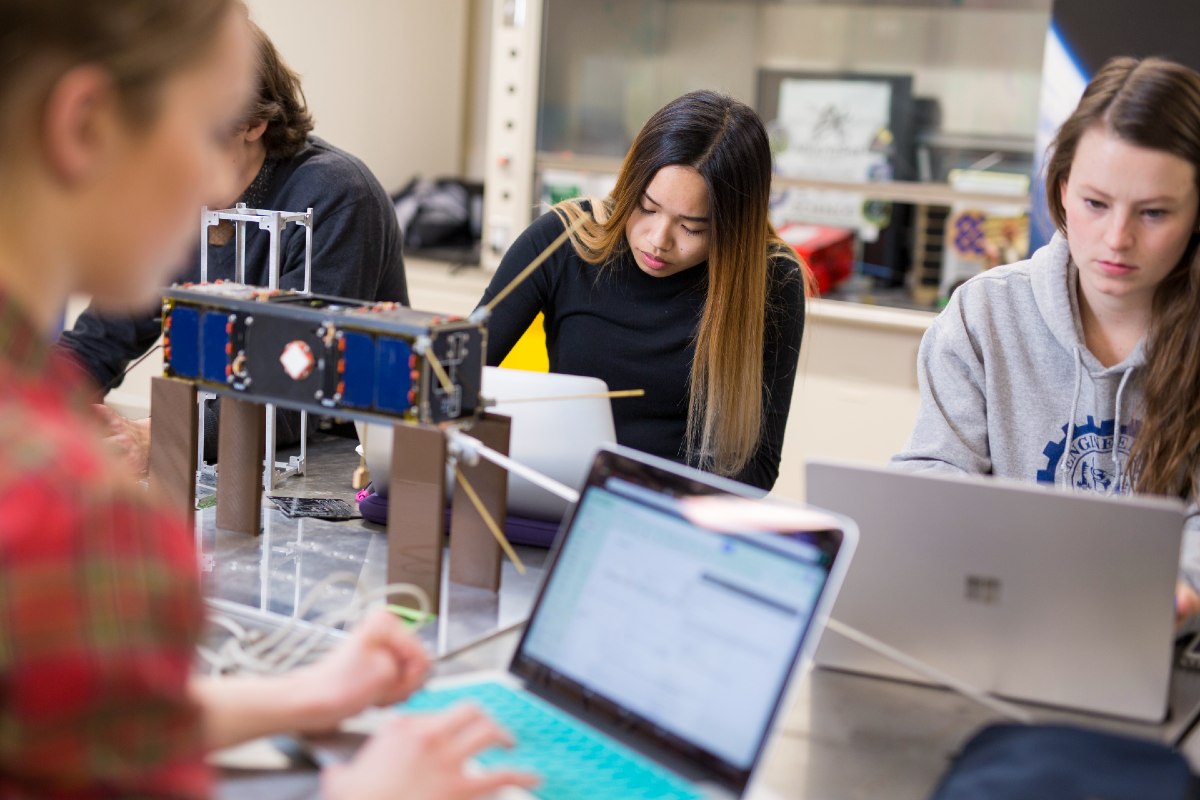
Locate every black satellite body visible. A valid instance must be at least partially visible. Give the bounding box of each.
[162,281,485,426]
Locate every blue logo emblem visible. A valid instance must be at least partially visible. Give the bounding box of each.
[1036,416,1134,492]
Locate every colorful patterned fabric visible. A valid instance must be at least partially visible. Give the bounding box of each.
[0,294,210,798]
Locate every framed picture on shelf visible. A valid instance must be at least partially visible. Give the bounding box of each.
[757,70,915,286]
[757,69,915,182]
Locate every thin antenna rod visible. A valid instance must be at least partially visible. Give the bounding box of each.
[424,348,456,396]
[449,431,580,504]
[455,466,526,574]
[824,618,1034,724]
[482,215,589,316]
[485,389,645,406]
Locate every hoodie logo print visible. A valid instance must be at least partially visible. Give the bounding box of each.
[1036,416,1134,493]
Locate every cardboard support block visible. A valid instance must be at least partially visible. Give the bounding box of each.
[449,414,511,591]
[387,424,447,611]
[215,396,266,535]
[148,377,198,529]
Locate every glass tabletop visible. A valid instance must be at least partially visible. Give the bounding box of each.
[194,431,550,665]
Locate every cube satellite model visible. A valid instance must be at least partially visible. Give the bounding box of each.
[161,282,486,427]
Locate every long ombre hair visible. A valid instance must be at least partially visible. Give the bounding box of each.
[554,90,810,477]
[1046,57,1200,498]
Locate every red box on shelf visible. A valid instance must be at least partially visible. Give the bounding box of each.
[777,223,854,295]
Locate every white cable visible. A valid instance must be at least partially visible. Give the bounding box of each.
[207,613,250,643]
[448,430,581,504]
[196,644,226,675]
[240,571,360,660]
[250,579,432,674]
[355,582,432,614]
[824,617,1034,724]
[202,577,433,676]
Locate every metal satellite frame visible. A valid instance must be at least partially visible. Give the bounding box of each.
[199,202,314,490]
[151,212,607,613]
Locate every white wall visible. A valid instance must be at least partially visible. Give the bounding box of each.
[245,0,470,193]
[462,0,493,181]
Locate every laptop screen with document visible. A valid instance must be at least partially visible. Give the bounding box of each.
[511,446,850,787]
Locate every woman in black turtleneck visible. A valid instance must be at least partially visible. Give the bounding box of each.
[480,91,810,492]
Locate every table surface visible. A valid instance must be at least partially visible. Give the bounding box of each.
[198,431,550,662]
[208,433,1200,799]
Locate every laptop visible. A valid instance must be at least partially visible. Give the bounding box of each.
[358,367,616,520]
[399,445,857,798]
[805,460,1186,722]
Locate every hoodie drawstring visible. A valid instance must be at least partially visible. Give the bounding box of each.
[1058,348,1084,488]
[1058,347,1136,493]
[1111,366,1133,493]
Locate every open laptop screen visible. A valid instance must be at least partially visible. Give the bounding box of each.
[511,447,845,786]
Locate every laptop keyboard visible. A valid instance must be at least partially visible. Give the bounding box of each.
[400,680,703,800]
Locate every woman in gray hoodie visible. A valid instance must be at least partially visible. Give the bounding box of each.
[893,57,1200,621]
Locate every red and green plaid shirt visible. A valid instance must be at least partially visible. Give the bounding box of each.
[0,295,210,798]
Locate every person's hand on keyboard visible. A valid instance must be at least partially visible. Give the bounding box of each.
[190,608,436,751]
[321,703,540,800]
[284,608,432,735]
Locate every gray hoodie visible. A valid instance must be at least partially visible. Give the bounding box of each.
[893,233,1200,582]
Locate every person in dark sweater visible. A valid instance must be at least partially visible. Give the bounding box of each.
[480,91,810,492]
[58,18,407,470]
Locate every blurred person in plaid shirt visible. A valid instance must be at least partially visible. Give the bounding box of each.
[0,2,536,798]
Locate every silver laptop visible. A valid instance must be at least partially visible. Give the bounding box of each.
[400,446,857,798]
[806,460,1185,722]
[359,367,616,520]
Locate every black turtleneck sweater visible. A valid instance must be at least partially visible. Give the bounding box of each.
[480,207,805,491]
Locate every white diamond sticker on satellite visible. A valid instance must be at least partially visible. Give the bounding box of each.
[280,340,315,380]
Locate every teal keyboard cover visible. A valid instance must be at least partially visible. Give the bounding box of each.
[400,680,704,800]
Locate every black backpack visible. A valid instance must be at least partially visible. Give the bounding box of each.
[932,723,1198,800]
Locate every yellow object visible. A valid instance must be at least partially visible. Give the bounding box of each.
[499,313,549,372]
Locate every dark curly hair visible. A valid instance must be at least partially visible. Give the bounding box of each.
[246,19,314,159]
